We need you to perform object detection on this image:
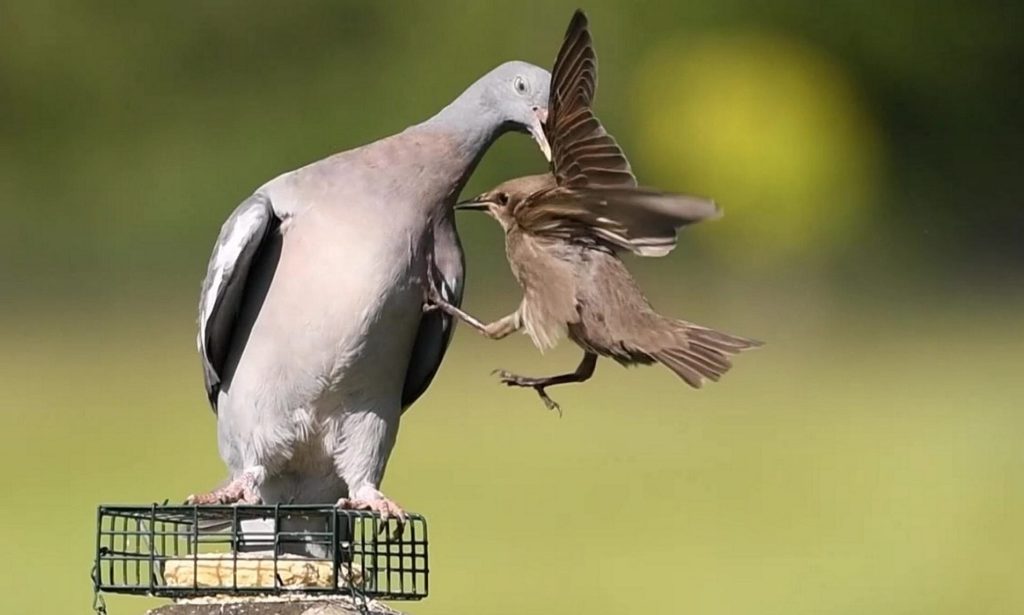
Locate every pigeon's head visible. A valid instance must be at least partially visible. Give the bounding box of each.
[456,173,557,230]
[483,61,552,161]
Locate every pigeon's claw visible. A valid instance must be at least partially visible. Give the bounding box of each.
[186,470,263,505]
[336,495,408,540]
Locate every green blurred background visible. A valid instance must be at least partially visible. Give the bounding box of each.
[1,1,1021,613]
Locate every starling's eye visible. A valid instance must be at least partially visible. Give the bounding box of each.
[513,76,528,95]
[497,192,510,206]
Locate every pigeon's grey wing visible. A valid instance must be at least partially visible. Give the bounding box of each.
[197,193,280,411]
[514,186,719,257]
[546,10,635,189]
[400,221,465,411]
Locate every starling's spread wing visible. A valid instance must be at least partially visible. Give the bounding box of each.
[551,10,596,116]
[516,10,715,256]
[547,10,635,189]
[197,193,279,411]
[514,186,719,257]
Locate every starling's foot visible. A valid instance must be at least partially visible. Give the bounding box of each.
[423,283,440,312]
[493,369,562,414]
[186,469,263,505]
[337,491,407,539]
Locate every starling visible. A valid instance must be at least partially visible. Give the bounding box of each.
[426,10,761,411]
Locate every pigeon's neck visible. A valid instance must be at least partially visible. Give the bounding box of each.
[401,80,517,212]
[417,82,510,174]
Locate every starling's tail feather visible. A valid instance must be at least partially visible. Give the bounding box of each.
[652,323,763,388]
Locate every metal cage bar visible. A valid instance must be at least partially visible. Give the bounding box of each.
[93,505,428,601]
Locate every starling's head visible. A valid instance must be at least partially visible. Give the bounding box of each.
[456,173,557,230]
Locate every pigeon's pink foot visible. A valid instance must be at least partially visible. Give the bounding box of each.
[336,489,407,538]
[186,468,264,505]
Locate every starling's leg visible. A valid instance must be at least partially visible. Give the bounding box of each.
[424,285,520,339]
[494,352,599,413]
[186,467,264,505]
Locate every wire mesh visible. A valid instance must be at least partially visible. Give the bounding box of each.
[93,505,428,600]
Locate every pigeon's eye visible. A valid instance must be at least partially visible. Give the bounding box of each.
[513,76,528,95]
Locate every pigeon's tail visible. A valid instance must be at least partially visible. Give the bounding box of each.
[650,321,762,388]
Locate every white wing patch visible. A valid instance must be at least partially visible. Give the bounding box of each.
[198,204,270,352]
[438,269,460,306]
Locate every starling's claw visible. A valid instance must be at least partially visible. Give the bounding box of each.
[494,369,527,386]
[536,388,562,416]
[423,284,441,312]
[493,370,564,414]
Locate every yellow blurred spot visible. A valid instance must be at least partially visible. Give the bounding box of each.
[631,31,883,264]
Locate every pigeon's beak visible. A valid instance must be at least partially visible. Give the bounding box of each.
[455,198,492,212]
[528,106,552,162]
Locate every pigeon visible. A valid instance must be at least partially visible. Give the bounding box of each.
[189,58,553,535]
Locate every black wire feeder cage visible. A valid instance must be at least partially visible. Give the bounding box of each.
[93,504,428,601]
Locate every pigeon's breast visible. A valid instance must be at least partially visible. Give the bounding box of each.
[221,198,428,428]
[231,133,463,410]
[294,203,427,391]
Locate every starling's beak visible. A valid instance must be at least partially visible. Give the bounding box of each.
[454,198,493,211]
[527,106,552,162]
